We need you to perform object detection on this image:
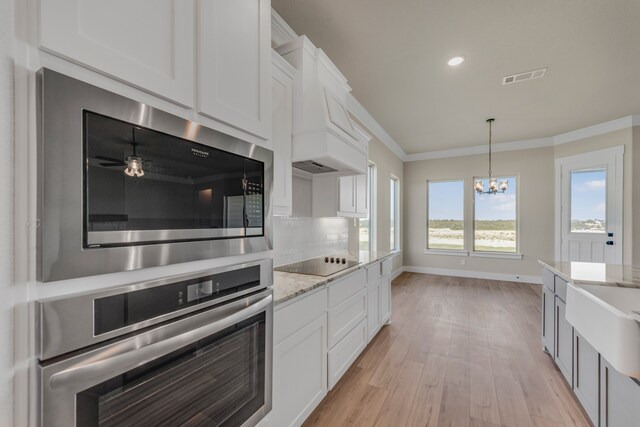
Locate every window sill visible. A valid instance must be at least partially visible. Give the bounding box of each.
[470,252,523,260]
[424,249,469,257]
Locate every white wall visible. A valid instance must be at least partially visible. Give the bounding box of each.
[0,0,14,423]
[403,146,555,281]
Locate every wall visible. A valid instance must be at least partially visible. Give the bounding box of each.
[634,126,640,266]
[554,128,634,263]
[403,146,555,281]
[272,217,349,266]
[0,0,14,423]
[365,134,404,271]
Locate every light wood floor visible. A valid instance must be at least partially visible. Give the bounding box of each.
[303,273,592,427]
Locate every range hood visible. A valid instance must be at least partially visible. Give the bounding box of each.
[276,36,369,175]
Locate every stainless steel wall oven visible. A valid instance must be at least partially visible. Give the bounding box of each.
[38,259,273,427]
[37,69,273,282]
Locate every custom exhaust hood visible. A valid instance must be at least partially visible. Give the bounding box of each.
[276,36,369,175]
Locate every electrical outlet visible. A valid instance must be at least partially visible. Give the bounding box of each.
[460,259,466,265]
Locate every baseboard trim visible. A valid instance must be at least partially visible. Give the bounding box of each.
[390,268,403,281]
[400,266,542,284]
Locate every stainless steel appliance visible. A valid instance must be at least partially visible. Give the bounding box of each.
[37,68,273,282]
[274,256,360,277]
[37,259,273,427]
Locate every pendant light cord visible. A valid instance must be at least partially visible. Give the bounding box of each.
[487,118,494,179]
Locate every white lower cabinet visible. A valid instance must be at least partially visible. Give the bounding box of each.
[554,296,573,387]
[367,281,380,342]
[542,267,640,427]
[272,262,393,425]
[380,275,391,324]
[574,331,599,425]
[600,358,640,427]
[328,319,367,389]
[273,313,327,427]
[328,289,367,348]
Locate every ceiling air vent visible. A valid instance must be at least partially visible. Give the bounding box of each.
[502,68,547,85]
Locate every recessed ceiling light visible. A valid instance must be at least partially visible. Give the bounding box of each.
[447,56,465,67]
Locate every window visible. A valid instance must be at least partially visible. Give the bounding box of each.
[359,163,376,251]
[570,168,606,233]
[474,175,517,253]
[390,175,399,251]
[427,180,464,251]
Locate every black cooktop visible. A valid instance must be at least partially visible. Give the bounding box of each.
[275,256,361,277]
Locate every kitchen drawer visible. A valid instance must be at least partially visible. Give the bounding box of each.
[381,258,392,275]
[328,269,366,308]
[542,268,555,292]
[366,262,382,285]
[555,275,568,302]
[274,288,327,346]
[328,318,367,389]
[328,288,367,348]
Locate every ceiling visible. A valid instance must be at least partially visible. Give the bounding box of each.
[272,0,640,154]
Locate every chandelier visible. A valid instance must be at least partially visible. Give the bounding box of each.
[474,118,507,194]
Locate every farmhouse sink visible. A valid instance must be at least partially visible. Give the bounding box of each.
[566,282,640,378]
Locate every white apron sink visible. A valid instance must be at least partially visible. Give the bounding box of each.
[566,282,640,378]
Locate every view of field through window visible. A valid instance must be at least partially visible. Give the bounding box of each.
[474,176,517,252]
[570,168,606,233]
[427,180,464,250]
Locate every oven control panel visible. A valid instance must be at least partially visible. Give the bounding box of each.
[94,265,260,336]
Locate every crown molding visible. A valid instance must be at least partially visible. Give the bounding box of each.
[405,137,553,162]
[346,93,408,161]
[271,8,298,47]
[405,114,640,162]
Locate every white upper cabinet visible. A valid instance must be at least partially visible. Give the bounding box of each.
[271,51,295,216]
[197,0,271,140]
[39,0,196,107]
[312,173,367,218]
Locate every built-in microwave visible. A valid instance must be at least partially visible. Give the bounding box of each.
[37,69,273,282]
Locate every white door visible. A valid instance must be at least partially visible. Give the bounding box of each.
[271,54,294,216]
[557,146,624,263]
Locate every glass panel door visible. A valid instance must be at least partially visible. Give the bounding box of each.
[76,313,266,427]
[570,168,606,233]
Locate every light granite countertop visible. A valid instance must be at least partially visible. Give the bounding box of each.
[273,251,394,305]
[539,260,640,288]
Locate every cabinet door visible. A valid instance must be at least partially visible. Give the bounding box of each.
[39,0,195,107]
[555,296,573,387]
[273,314,327,427]
[600,358,640,427]
[355,174,368,215]
[367,282,380,342]
[271,59,293,216]
[379,275,391,324]
[574,331,599,425]
[541,285,555,355]
[338,176,356,213]
[198,0,271,139]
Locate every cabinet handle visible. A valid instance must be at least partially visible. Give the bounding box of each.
[555,306,560,357]
[605,366,609,427]
[575,335,579,388]
[542,292,546,336]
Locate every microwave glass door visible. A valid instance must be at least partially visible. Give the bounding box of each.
[76,313,266,426]
[83,111,264,247]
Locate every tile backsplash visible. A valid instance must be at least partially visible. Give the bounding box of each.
[273,217,349,266]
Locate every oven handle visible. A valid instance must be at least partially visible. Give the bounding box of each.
[48,293,272,390]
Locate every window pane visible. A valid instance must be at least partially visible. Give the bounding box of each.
[570,169,606,233]
[390,177,398,251]
[474,176,517,252]
[360,164,375,251]
[427,180,464,250]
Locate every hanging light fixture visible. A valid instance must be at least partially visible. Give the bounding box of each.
[124,128,145,177]
[474,118,507,195]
